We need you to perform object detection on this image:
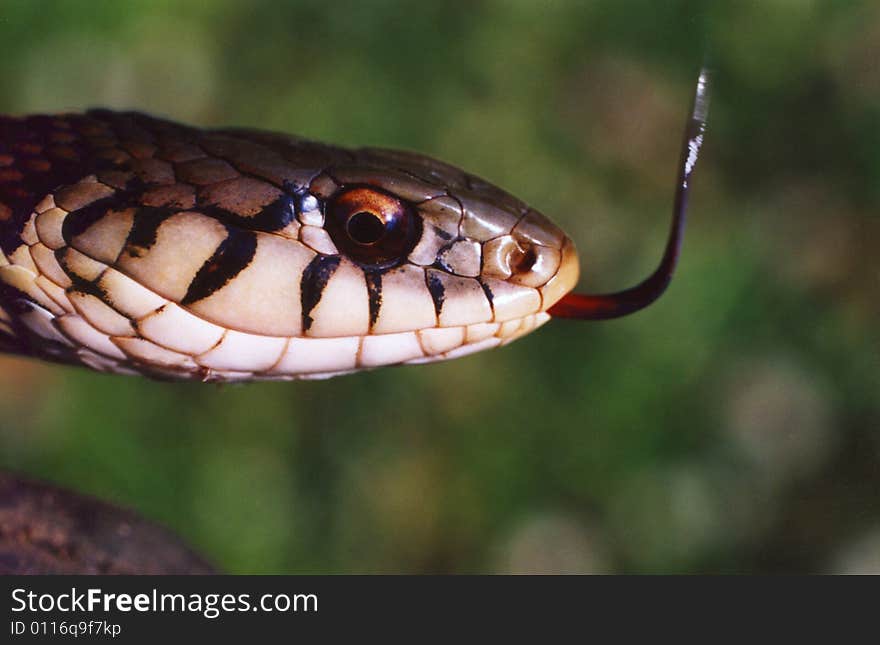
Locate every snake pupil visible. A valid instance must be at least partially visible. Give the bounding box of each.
[347,211,386,245]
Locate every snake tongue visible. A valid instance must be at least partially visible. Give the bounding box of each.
[548,66,710,321]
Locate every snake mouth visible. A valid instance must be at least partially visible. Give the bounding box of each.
[548,67,710,321]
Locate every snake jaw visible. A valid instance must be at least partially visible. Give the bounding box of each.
[548,67,710,321]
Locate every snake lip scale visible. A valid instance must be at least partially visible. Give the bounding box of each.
[0,70,708,382]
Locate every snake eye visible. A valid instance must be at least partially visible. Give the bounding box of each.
[327,186,419,266]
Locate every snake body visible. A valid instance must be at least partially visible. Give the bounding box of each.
[0,111,578,381]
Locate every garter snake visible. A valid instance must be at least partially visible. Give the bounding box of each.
[0,71,708,382]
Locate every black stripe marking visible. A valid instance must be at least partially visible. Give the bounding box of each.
[66,273,107,300]
[365,271,382,327]
[479,280,495,309]
[181,228,258,305]
[426,271,445,318]
[123,206,178,257]
[255,193,297,230]
[54,248,108,297]
[61,197,116,242]
[60,180,157,245]
[61,194,138,243]
[479,279,498,321]
[199,192,297,233]
[300,255,341,332]
[434,240,459,274]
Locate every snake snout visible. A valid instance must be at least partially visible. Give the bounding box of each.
[536,236,580,311]
[480,210,580,315]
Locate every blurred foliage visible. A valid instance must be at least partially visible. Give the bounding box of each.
[0,0,878,573]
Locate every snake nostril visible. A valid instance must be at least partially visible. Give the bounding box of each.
[506,241,562,288]
[510,244,537,275]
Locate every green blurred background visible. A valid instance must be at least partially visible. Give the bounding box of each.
[0,0,878,573]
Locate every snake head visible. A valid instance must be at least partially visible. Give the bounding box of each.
[294,147,581,366]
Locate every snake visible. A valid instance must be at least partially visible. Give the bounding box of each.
[0,71,708,383]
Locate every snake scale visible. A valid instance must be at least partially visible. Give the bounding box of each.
[0,71,708,382]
